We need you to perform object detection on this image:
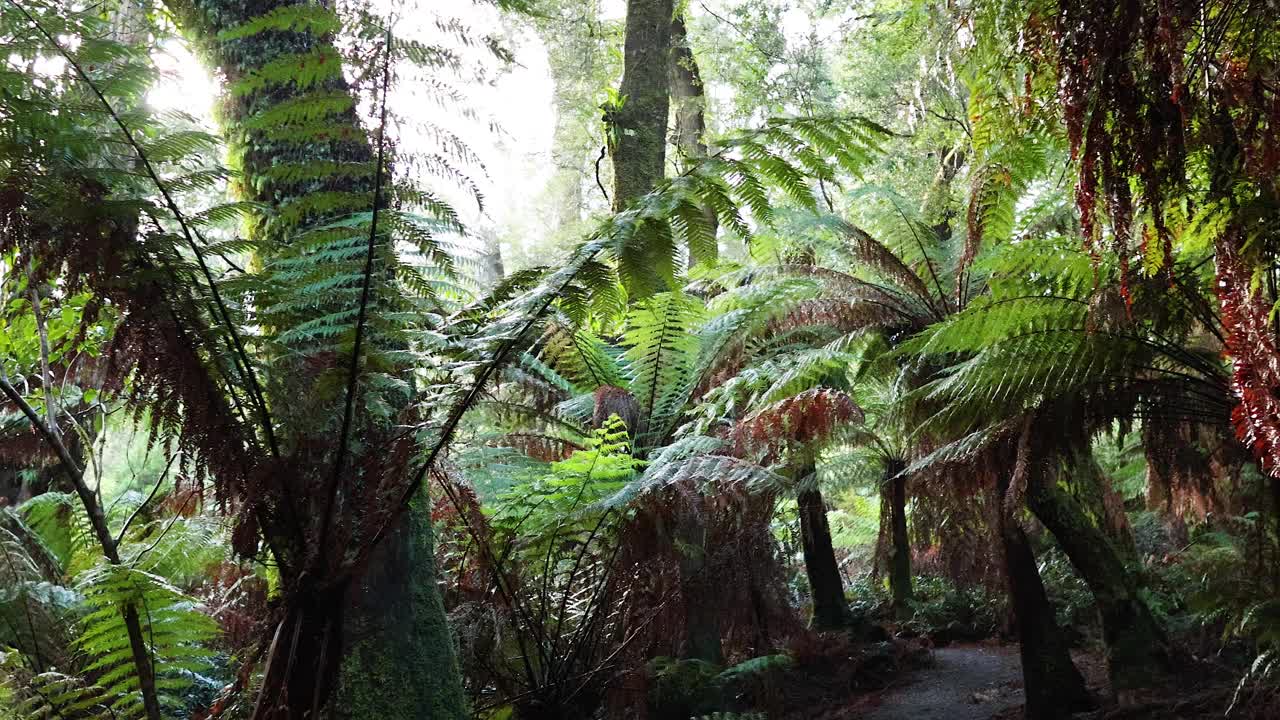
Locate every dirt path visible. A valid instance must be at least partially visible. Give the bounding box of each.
[863,645,1024,720]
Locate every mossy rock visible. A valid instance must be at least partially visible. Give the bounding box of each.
[646,656,722,719]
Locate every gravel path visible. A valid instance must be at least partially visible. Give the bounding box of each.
[863,645,1024,720]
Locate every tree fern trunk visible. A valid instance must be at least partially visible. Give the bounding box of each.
[1000,516,1093,719]
[797,485,848,629]
[994,464,1092,720]
[673,502,723,664]
[1027,462,1175,694]
[610,0,673,212]
[886,460,913,611]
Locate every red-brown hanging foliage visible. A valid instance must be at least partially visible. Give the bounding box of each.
[731,388,862,463]
[1215,242,1280,475]
[1054,0,1187,300]
[1038,0,1280,474]
[195,561,270,654]
[609,485,799,680]
[431,473,499,606]
[1143,413,1248,518]
[0,422,55,468]
[498,432,582,462]
[1,174,258,504]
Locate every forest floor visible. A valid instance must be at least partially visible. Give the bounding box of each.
[859,644,1025,720]
[844,642,1249,720]
[771,634,1254,720]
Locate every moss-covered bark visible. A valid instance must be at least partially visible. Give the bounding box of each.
[668,13,717,266]
[1027,462,1175,692]
[332,495,468,720]
[797,485,849,629]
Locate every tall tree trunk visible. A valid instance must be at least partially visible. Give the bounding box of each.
[673,500,723,664]
[1027,457,1175,694]
[609,0,673,212]
[886,460,913,611]
[169,2,467,716]
[994,463,1092,719]
[668,13,717,266]
[797,484,848,629]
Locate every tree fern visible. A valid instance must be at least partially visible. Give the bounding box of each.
[606,449,783,509]
[904,244,1231,473]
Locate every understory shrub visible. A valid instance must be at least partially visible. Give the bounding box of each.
[901,575,1004,642]
[646,654,793,719]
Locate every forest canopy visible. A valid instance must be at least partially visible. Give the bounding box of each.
[1,1,1279,719]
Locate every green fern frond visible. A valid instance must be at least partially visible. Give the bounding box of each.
[74,564,217,710]
[602,436,780,508]
[621,292,705,447]
[231,48,345,97]
[217,5,341,41]
[542,326,627,392]
[19,493,93,573]
[6,670,122,720]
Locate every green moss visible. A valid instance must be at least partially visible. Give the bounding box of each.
[331,497,468,720]
[646,657,722,719]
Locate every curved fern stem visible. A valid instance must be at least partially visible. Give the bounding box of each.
[318,28,394,564]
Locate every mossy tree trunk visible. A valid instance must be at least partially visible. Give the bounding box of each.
[168,1,467,716]
[669,13,717,266]
[797,484,849,629]
[1027,457,1175,694]
[332,492,467,720]
[995,467,1093,719]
